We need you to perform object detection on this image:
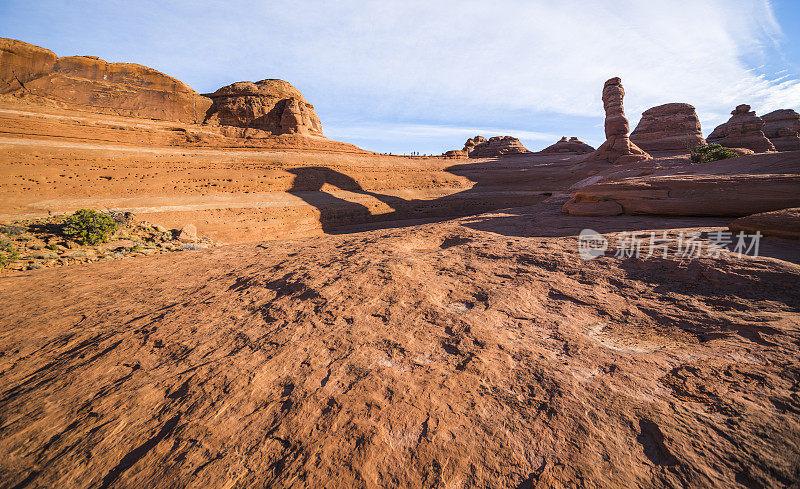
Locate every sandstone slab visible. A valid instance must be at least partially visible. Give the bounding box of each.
[729,207,800,239]
[0,210,799,488]
[563,174,800,217]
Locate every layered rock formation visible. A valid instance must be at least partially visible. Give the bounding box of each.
[463,135,529,158]
[463,136,487,153]
[539,136,595,154]
[203,80,323,136]
[562,151,800,217]
[762,109,800,151]
[0,38,211,123]
[729,207,800,240]
[707,105,775,153]
[563,174,800,217]
[585,77,651,164]
[630,103,705,152]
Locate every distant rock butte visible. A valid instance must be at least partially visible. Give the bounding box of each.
[707,104,776,153]
[539,137,595,154]
[762,109,800,152]
[463,135,529,158]
[630,103,706,152]
[203,80,323,137]
[585,77,651,164]
[0,38,211,123]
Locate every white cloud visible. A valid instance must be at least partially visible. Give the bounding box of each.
[189,0,797,139]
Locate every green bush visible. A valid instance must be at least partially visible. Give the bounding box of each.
[62,209,118,245]
[0,239,19,268]
[691,144,740,164]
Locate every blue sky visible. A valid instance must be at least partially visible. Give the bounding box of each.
[2,0,798,154]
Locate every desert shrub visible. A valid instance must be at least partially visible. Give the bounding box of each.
[691,144,740,164]
[62,209,118,245]
[0,239,19,268]
[1,224,26,236]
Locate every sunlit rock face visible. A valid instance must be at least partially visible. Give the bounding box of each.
[203,79,323,136]
[0,37,212,123]
[463,136,529,157]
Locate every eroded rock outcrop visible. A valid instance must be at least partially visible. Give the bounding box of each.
[539,137,595,154]
[630,103,705,152]
[729,207,800,240]
[0,38,212,123]
[585,77,651,164]
[443,149,468,158]
[762,109,800,152]
[562,152,800,217]
[463,136,529,158]
[563,174,800,217]
[707,105,775,153]
[463,136,487,154]
[203,79,323,136]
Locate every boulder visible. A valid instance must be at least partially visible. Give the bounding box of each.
[585,77,651,164]
[706,105,775,153]
[729,207,800,240]
[443,149,468,158]
[464,136,529,158]
[203,79,323,136]
[630,103,706,152]
[762,109,800,152]
[539,137,595,154]
[178,224,198,243]
[0,38,212,123]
